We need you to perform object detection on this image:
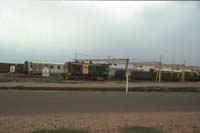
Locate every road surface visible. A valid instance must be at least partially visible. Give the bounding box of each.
[0,90,200,115]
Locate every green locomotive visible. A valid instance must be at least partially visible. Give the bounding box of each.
[64,62,110,80]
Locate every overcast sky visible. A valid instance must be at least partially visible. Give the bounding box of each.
[0,1,200,65]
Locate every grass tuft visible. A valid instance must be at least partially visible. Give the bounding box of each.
[121,126,163,133]
[29,128,89,133]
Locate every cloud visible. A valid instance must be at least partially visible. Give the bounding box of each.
[0,1,199,65]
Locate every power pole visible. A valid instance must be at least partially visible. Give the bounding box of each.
[158,55,162,82]
[181,60,186,82]
[125,58,129,93]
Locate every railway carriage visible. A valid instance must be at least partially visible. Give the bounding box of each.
[24,61,64,75]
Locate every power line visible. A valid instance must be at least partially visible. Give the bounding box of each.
[76,53,160,63]
[77,52,115,59]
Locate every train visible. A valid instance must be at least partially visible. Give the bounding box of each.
[1,61,200,81]
[63,62,200,81]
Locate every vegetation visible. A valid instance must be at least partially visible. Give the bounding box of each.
[120,126,163,133]
[12,75,82,83]
[44,75,82,83]
[29,128,89,133]
[27,126,164,133]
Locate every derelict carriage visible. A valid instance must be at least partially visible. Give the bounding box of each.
[24,61,64,75]
[63,62,110,81]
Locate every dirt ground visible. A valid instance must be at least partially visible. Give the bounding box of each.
[0,112,200,133]
[1,81,200,88]
[1,73,200,89]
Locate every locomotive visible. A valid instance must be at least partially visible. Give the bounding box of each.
[63,62,110,80]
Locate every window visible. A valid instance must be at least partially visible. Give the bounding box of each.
[51,65,54,69]
[57,66,60,69]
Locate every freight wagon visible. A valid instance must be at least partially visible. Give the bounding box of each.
[131,71,157,81]
[131,71,200,82]
[159,71,200,81]
[185,72,200,81]
[0,63,24,73]
[0,63,16,73]
[113,69,131,80]
[15,64,25,73]
[64,62,110,80]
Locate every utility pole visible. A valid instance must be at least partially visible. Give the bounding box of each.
[125,58,129,93]
[158,55,162,82]
[181,60,186,82]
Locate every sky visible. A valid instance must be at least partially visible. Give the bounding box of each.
[0,1,200,65]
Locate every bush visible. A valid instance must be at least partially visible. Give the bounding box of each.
[29,128,89,133]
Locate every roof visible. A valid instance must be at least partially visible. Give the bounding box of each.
[26,61,64,65]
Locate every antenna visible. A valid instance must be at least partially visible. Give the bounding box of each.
[160,55,163,64]
[75,51,77,61]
